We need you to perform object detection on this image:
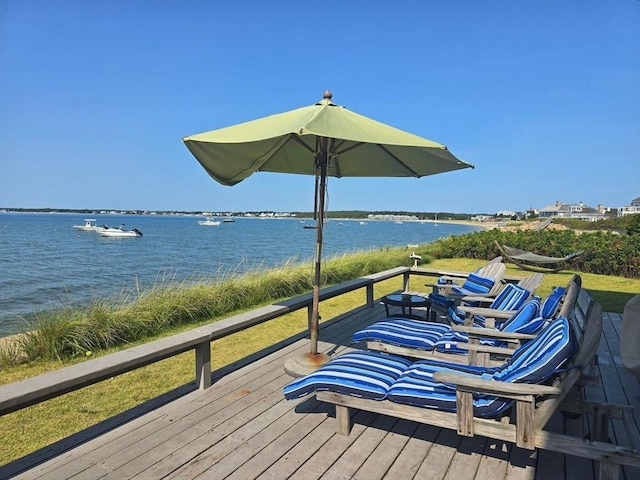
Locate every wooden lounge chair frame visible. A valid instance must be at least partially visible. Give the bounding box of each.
[495,240,588,273]
[317,290,640,478]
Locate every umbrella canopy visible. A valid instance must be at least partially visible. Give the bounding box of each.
[184,92,472,185]
[183,91,474,376]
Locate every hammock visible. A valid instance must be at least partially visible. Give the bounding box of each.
[494,241,587,273]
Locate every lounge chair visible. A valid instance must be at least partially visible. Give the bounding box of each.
[428,256,504,286]
[353,287,565,361]
[429,272,542,318]
[286,315,578,444]
[447,282,533,326]
[284,296,640,476]
[495,240,588,273]
[428,258,506,298]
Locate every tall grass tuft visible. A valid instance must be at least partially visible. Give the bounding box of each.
[3,246,420,365]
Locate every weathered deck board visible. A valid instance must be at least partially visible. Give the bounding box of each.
[2,299,639,480]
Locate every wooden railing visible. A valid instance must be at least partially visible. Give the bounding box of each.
[0,266,418,416]
[0,265,527,417]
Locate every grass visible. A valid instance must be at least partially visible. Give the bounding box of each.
[1,255,639,465]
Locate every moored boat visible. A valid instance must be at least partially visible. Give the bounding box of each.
[73,219,104,231]
[98,225,143,237]
[198,217,221,226]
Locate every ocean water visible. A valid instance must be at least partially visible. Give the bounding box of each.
[0,213,479,337]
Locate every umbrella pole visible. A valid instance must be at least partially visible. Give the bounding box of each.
[310,151,327,356]
[283,142,332,377]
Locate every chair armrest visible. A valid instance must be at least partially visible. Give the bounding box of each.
[438,275,464,284]
[459,295,497,304]
[432,371,561,396]
[454,343,518,356]
[457,306,516,319]
[451,325,536,341]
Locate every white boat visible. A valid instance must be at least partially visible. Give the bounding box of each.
[73,219,104,231]
[223,217,235,223]
[198,217,221,226]
[98,225,143,237]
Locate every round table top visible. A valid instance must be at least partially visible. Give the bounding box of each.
[382,294,431,307]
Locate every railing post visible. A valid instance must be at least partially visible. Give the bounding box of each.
[403,271,411,291]
[195,340,211,390]
[307,304,313,333]
[366,281,374,308]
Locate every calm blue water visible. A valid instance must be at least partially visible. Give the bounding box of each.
[0,213,479,337]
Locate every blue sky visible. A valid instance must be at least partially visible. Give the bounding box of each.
[1,1,638,214]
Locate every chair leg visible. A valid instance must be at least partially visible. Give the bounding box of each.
[336,404,351,435]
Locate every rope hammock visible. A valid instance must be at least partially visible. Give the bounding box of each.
[494,241,588,273]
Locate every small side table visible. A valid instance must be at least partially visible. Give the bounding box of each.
[381,293,431,320]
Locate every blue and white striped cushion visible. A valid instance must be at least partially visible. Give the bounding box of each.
[352,318,451,351]
[436,298,542,353]
[449,283,531,326]
[495,316,575,383]
[389,317,574,417]
[492,284,531,311]
[283,351,412,400]
[541,286,566,319]
[387,361,512,417]
[500,297,541,333]
[452,272,495,295]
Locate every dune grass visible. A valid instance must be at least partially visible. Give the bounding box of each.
[1,254,639,465]
[0,247,412,368]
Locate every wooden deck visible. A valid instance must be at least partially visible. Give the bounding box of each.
[2,300,639,479]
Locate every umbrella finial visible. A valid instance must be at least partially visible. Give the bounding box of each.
[323,90,333,100]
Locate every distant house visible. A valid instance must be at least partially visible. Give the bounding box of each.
[619,197,640,217]
[538,201,608,222]
[496,210,517,217]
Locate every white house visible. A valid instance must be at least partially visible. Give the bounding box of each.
[538,201,607,222]
[619,197,640,217]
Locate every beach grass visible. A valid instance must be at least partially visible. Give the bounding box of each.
[0,247,415,368]
[1,254,639,464]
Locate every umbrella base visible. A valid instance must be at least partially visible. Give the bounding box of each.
[284,352,332,378]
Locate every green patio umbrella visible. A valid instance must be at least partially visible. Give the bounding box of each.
[183,91,474,376]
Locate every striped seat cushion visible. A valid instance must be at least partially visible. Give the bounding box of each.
[450,283,531,326]
[541,286,566,319]
[386,361,513,417]
[435,298,541,353]
[495,316,575,383]
[500,297,542,333]
[352,318,452,351]
[388,317,575,417]
[283,351,412,401]
[452,272,495,295]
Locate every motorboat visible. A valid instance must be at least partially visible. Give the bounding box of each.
[198,217,221,226]
[73,219,104,231]
[98,225,143,237]
[223,217,235,223]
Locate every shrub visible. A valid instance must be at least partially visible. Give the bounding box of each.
[426,229,640,278]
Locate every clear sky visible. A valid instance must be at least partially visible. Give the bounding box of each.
[1,1,638,214]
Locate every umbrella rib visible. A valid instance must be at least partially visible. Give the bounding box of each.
[377,143,421,177]
[290,134,317,154]
[333,141,422,177]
